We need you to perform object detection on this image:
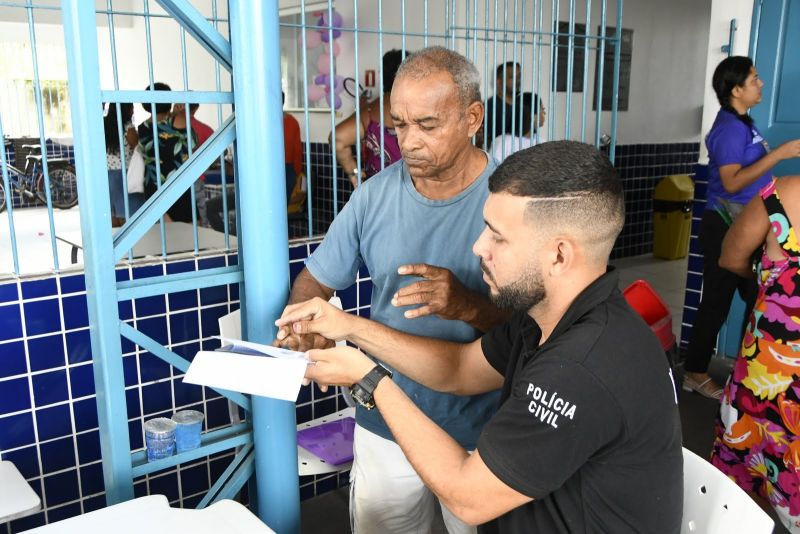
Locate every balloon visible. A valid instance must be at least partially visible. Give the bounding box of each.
[320,28,342,43]
[332,75,345,94]
[322,10,344,29]
[323,41,341,57]
[317,54,331,75]
[314,74,329,86]
[326,92,342,110]
[303,30,322,48]
[307,85,326,102]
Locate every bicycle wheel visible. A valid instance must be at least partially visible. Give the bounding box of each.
[0,179,5,214]
[36,165,78,209]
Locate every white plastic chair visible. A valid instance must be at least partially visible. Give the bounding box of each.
[681,447,774,534]
[217,297,355,476]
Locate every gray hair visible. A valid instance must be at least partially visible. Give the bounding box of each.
[395,46,482,107]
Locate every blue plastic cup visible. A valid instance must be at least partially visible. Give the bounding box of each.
[172,410,204,453]
[144,417,176,462]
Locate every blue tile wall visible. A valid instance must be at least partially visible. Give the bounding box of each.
[680,163,708,349]
[0,245,368,530]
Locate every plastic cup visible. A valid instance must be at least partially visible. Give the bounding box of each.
[144,417,176,462]
[171,410,204,453]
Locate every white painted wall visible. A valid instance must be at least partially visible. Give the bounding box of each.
[698,0,754,163]
[1,0,715,147]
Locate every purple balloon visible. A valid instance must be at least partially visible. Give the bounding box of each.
[322,10,344,29]
[325,92,342,110]
[314,74,329,86]
[320,29,342,43]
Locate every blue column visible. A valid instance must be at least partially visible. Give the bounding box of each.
[61,0,133,504]
[228,2,298,532]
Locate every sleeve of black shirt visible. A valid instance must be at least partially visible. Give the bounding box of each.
[480,313,521,375]
[477,356,623,500]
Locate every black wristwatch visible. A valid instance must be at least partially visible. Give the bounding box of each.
[350,364,393,410]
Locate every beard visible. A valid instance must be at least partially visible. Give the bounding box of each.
[482,259,547,311]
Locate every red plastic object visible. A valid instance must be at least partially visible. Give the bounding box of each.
[623,279,676,352]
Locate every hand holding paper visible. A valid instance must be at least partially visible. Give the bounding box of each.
[275,297,356,344]
[184,340,312,402]
[305,346,376,389]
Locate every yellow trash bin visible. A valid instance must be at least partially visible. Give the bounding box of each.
[653,174,694,260]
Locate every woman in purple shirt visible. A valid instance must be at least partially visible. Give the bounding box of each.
[684,56,800,398]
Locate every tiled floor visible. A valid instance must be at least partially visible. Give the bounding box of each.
[301,254,786,533]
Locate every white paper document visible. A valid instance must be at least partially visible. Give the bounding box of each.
[184,340,310,402]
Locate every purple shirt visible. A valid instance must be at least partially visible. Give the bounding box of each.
[362,119,402,178]
[705,109,772,210]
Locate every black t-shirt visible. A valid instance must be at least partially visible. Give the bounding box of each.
[477,269,683,533]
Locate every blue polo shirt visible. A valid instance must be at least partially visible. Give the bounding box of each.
[705,109,772,211]
[305,158,500,449]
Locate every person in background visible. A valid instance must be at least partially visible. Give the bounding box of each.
[173,102,214,227]
[478,62,520,151]
[205,92,304,232]
[275,46,507,534]
[137,82,198,223]
[278,141,683,533]
[683,56,800,399]
[715,175,800,531]
[103,102,142,226]
[490,92,545,163]
[331,49,406,188]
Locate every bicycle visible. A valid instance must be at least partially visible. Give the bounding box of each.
[0,138,78,214]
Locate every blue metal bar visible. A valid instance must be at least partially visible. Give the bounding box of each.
[548,0,558,142]
[508,0,518,157]
[401,0,406,55]
[211,0,231,249]
[197,443,254,508]
[214,448,256,501]
[61,0,134,505]
[565,0,576,139]
[499,0,507,159]
[118,321,251,410]
[581,0,592,142]
[482,0,489,148]
[178,26,201,255]
[25,0,60,272]
[595,0,607,148]
[721,18,737,56]
[229,1,298,531]
[327,2,339,214]
[142,0,168,256]
[116,265,243,300]
[100,90,234,105]
[131,423,253,476]
[112,117,235,262]
[609,0,623,164]
[536,0,543,140]
[300,0,314,236]
[489,0,498,150]
[0,116,20,275]
[156,0,233,71]
[424,0,429,47]
[352,0,362,188]
[377,0,385,173]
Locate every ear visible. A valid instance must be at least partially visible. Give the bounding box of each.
[547,237,576,278]
[730,84,744,100]
[466,101,485,138]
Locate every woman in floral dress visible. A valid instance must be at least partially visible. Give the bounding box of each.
[714,176,800,531]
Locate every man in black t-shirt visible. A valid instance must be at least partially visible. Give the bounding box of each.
[277,141,683,533]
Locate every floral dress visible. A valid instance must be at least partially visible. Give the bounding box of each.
[712,178,800,532]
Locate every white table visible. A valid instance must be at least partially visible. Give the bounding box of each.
[0,460,41,523]
[24,495,274,533]
[56,222,237,264]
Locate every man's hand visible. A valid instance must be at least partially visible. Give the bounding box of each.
[274,297,355,347]
[392,263,478,321]
[305,346,376,390]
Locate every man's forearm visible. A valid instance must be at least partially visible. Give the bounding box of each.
[288,267,335,305]
[347,314,465,393]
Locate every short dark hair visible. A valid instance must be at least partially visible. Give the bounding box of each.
[490,141,624,263]
[382,49,407,92]
[712,56,754,126]
[144,82,172,115]
[496,61,520,80]
[189,102,200,113]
